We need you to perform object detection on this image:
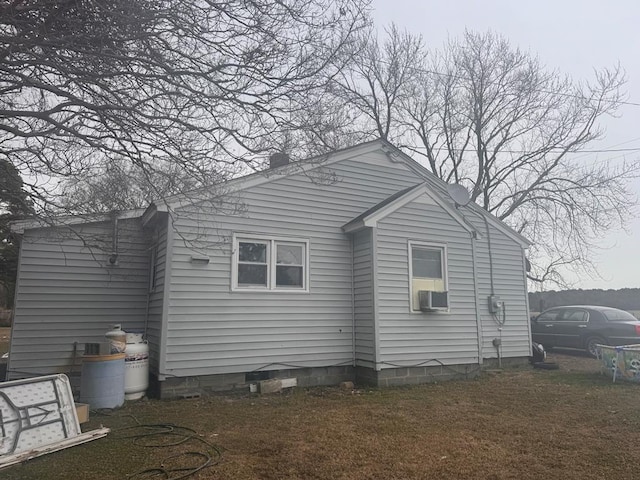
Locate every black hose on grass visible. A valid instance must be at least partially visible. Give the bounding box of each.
[128,450,215,480]
[94,411,222,479]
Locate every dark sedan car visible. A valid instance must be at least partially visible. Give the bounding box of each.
[531,305,640,357]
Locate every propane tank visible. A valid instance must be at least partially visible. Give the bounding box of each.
[124,331,149,400]
[105,324,127,354]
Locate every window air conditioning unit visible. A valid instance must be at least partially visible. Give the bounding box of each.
[418,290,449,312]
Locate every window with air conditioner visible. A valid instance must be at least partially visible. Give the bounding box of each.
[408,242,448,312]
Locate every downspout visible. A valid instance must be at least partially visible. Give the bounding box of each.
[350,234,356,367]
[158,215,174,381]
[143,242,154,338]
[522,247,532,353]
[142,217,155,338]
[109,212,119,265]
[143,288,151,339]
[372,227,381,371]
[471,232,484,365]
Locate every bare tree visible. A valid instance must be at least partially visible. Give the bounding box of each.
[1,0,370,214]
[58,157,233,214]
[320,27,639,286]
[1,159,33,307]
[273,22,428,159]
[328,23,427,142]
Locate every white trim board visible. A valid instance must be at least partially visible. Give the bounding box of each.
[342,183,476,236]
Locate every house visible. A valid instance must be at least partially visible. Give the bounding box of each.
[7,140,532,398]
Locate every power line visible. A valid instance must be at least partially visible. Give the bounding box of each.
[344,52,640,162]
[350,60,640,160]
[501,147,640,154]
[373,58,640,108]
[569,136,640,162]
[415,144,640,156]
[424,67,640,108]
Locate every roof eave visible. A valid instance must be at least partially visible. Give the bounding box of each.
[10,209,146,234]
[342,219,369,234]
[163,140,389,210]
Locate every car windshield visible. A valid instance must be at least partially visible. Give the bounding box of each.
[602,309,638,322]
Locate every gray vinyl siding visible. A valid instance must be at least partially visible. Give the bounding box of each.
[376,199,480,367]
[8,219,149,379]
[353,229,375,367]
[8,144,531,387]
[469,218,531,359]
[146,214,169,374]
[413,177,531,360]
[163,152,425,377]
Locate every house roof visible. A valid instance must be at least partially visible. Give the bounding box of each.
[150,139,389,212]
[155,138,527,248]
[373,142,531,248]
[344,183,423,227]
[10,209,145,234]
[13,139,531,248]
[342,183,477,236]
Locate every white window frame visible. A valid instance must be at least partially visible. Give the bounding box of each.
[407,241,449,313]
[231,234,310,292]
[236,238,270,289]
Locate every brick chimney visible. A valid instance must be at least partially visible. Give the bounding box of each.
[269,152,290,169]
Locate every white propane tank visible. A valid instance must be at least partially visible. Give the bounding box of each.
[124,331,149,400]
[105,324,126,354]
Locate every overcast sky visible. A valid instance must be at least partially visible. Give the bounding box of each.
[372,0,640,290]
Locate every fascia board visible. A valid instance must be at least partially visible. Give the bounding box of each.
[362,184,476,235]
[362,184,428,227]
[342,219,366,234]
[141,203,158,227]
[465,202,532,248]
[163,140,388,209]
[380,145,531,248]
[10,209,145,234]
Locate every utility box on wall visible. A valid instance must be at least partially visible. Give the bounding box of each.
[488,295,503,314]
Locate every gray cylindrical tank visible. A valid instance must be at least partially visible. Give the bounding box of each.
[124,331,149,401]
[80,353,125,409]
[105,324,126,353]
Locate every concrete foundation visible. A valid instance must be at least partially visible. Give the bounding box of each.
[152,365,354,400]
[356,363,481,387]
[150,357,529,399]
[481,356,530,370]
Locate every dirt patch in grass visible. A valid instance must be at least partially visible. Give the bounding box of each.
[4,352,640,480]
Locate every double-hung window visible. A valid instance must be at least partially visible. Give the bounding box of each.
[237,240,269,287]
[275,243,305,287]
[233,235,308,291]
[408,242,447,311]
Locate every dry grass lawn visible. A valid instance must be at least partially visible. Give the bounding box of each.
[4,352,640,479]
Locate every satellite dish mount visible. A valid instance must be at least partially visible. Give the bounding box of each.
[446,183,471,208]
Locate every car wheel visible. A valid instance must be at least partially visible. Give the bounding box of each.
[585,336,606,357]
